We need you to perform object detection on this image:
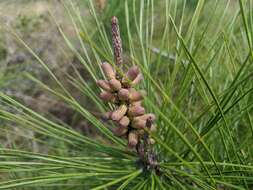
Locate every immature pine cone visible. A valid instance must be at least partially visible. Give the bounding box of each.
[97,62,156,149]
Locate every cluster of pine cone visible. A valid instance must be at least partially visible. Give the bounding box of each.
[97,62,156,149]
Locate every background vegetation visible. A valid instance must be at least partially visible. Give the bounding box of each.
[0,0,252,189]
